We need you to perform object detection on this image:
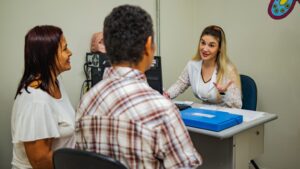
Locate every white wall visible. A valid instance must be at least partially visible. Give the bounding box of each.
[0,1,155,168]
[1,0,299,169]
[191,1,300,169]
[160,0,199,102]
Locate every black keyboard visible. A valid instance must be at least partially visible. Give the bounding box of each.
[175,103,191,111]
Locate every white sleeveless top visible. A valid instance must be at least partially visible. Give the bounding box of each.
[11,81,75,169]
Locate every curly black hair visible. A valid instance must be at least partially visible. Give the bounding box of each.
[103,5,154,65]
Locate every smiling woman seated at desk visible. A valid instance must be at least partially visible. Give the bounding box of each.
[165,25,242,109]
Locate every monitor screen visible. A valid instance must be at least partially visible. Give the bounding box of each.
[87,53,163,94]
[86,52,111,86]
[145,56,163,94]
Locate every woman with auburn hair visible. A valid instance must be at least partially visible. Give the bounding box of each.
[11,25,75,169]
[166,25,242,108]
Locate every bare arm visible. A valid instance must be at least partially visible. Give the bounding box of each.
[24,138,54,169]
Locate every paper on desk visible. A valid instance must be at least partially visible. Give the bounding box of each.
[196,105,265,122]
[225,108,265,122]
[173,100,194,105]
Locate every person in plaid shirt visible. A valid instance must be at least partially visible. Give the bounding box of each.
[76,5,202,169]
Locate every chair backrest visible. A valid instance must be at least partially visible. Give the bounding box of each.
[53,148,127,169]
[240,74,257,111]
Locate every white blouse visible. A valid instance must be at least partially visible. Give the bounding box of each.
[11,81,75,169]
[167,60,242,108]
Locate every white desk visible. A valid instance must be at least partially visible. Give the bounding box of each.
[185,103,277,169]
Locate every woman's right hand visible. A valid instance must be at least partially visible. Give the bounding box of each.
[213,80,233,94]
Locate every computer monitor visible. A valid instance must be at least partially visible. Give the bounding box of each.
[86,52,111,87]
[87,53,163,94]
[145,56,163,94]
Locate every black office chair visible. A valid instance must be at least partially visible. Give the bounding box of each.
[240,74,257,111]
[240,74,260,169]
[53,148,127,169]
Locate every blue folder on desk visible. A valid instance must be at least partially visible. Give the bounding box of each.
[180,108,243,132]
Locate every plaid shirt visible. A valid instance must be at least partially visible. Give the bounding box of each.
[76,67,202,169]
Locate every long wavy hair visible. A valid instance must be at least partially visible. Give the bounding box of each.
[15,25,63,98]
[193,25,232,84]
